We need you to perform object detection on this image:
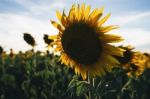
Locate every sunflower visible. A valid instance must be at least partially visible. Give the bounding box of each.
[127,52,148,77]
[119,51,148,77]
[115,46,148,77]
[49,4,124,79]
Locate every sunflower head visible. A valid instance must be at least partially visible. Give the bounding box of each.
[49,4,124,79]
[127,52,148,77]
[23,33,36,47]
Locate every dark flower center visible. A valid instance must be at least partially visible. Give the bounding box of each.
[61,23,102,65]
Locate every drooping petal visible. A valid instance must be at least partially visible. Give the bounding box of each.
[102,44,124,56]
[104,54,120,65]
[100,34,124,43]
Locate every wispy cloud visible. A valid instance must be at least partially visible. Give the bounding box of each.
[0,13,58,52]
[105,11,150,52]
[13,0,66,16]
[110,11,150,26]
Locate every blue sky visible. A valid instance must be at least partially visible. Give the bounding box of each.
[0,0,150,53]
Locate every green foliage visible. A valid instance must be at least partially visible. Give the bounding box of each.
[0,50,74,99]
[0,50,150,99]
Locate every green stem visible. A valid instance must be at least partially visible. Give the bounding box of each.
[88,74,91,99]
[88,74,95,99]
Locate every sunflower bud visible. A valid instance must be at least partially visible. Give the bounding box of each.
[114,45,134,64]
[0,46,3,55]
[23,33,36,47]
[9,48,14,58]
[43,34,53,45]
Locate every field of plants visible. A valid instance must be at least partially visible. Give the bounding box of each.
[0,33,150,99]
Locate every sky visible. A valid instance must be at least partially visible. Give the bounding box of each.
[0,0,150,53]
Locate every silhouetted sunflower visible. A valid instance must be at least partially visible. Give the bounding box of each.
[23,33,36,47]
[43,34,53,45]
[0,46,3,55]
[49,4,124,79]
[114,45,134,69]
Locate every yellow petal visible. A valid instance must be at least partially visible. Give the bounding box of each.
[91,7,104,23]
[51,21,64,32]
[56,10,62,23]
[98,13,111,26]
[68,4,76,21]
[48,35,57,40]
[84,5,91,20]
[99,25,119,33]
[81,69,87,80]
[102,44,125,56]
[61,10,68,27]
[100,34,124,43]
[89,8,99,18]
[54,46,62,52]
[81,3,85,20]
[105,54,120,65]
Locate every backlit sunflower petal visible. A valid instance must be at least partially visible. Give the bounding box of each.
[97,61,106,76]
[54,46,62,52]
[100,34,124,43]
[84,5,91,19]
[100,25,119,33]
[106,54,120,65]
[103,44,124,56]
[81,69,87,80]
[89,8,100,23]
[98,13,111,26]
[75,66,79,75]
[56,10,62,22]
[77,4,81,20]
[81,3,85,20]
[51,21,64,32]
[61,10,68,27]
[89,8,99,18]
[48,35,57,40]
[93,8,103,21]
[68,4,76,21]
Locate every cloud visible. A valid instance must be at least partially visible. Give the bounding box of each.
[104,11,150,52]
[111,27,150,52]
[0,12,58,52]
[13,0,66,16]
[109,11,150,26]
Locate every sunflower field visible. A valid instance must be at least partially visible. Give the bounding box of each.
[0,3,150,99]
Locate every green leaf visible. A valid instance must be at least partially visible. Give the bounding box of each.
[76,81,89,96]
